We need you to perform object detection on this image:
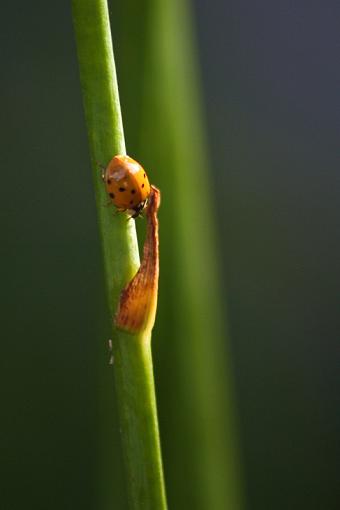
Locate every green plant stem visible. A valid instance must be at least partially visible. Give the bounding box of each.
[72,1,167,508]
[114,332,167,509]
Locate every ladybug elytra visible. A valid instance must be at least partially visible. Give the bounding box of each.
[104,155,151,218]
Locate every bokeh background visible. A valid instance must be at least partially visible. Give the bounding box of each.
[1,1,339,509]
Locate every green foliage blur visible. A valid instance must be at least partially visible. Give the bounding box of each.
[1,1,338,510]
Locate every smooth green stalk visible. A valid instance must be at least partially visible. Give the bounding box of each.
[72,1,167,508]
[114,332,166,510]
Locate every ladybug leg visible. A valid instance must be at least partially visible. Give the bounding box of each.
[128,201,146,220]
[115,207,128,217]
[127,211,137,220]
[127,210,144,220]
[104,201,119,212]
[108,339,114,365]
[96,161,106,180]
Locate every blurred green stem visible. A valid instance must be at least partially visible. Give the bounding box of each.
[72,1,167,508]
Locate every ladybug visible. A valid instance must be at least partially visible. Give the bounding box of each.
[104,155,151,218]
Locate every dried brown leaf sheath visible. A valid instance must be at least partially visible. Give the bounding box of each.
[115,186,160,334]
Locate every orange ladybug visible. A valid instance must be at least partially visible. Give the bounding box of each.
[104,155,151,218]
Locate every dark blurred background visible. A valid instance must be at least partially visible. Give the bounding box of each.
[1,1,339,509]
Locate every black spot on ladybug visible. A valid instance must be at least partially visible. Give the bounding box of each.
[131,189,136,194]
[130,200,134,205]
[143,173,146,178]
[119,187,125,192]
[141,183,145,188]
[107,179,111,184]
[109,193,115,199]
